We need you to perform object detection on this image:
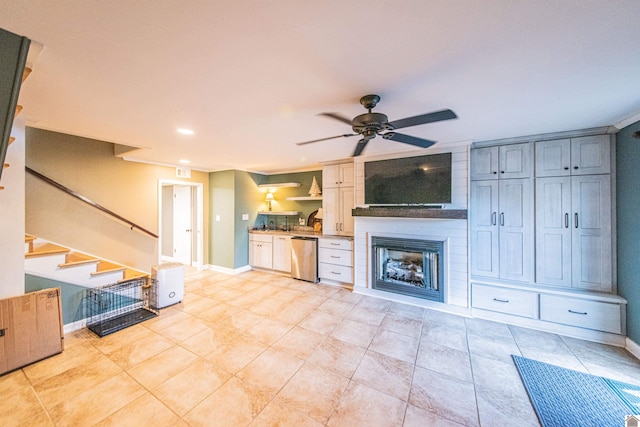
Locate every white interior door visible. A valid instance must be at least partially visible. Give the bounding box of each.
[173,185,192,265]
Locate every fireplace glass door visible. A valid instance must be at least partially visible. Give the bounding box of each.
[372,237,444,302]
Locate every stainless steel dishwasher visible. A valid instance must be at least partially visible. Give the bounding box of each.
[291,236,318,282]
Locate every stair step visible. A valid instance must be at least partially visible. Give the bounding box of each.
[122,268,150,282]
[58,252,99,269]
[90,260,126,277]
[25,242,70,258]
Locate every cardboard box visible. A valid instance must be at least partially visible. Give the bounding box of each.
[0,288,64,374]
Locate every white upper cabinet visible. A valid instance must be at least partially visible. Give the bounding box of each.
[324,162,354,188]
[470,142,533,180]
[535,135,610,177]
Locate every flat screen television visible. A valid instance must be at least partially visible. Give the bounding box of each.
[364,152,452,206]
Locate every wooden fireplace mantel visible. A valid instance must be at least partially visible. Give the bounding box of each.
[352,207,468,220]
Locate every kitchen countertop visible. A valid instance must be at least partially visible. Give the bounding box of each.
[249,229,353,240]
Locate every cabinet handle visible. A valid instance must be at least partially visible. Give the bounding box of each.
[565,213,569,228]
[493,298,509,303]
[331,271,341,275]
[330,255,340,258]
[574,213,579,228]
[568,309,587,315]
[574,166,579,170]
[330,242,340,246]
[500,213,504,226]
[500,171,505,174]
[340,223,343,231]
[335,223,339,231]
[564,167,569,170]
[491,212,496,226]
[492,171,497,175]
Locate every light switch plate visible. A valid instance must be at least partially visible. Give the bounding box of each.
[242,214,249,221]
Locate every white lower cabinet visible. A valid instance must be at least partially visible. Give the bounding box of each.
[539,294,622,335]
[249,234,273,270]
[318,237,353,284]
[249,233,292,272]
[471,282,626,336]
[471,283,538,319]
[272,235,292,272]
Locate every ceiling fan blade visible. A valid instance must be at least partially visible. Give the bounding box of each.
[296,133,357,146]
[352,139,369,157]
[382,132,437,149]
[388,109,457,130]
[319,112,353,126]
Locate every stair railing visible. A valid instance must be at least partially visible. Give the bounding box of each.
[26,166,158,239]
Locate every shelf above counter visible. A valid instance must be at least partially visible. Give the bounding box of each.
[258,211,300,216]
[257,182,300,189]
[285,196,322,201]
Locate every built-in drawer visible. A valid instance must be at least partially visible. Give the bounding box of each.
[539,294,622,334]
[319,262,353,284]
[249,233,273,243]
[319,238,353,251]
[318,248,353,267]
[472,283,538,319]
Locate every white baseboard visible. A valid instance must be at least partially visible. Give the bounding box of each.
[63,319,87,334]
[206,264,251,275]
[627,337,640,360]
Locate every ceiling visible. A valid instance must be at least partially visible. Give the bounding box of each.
[2,1,640,174]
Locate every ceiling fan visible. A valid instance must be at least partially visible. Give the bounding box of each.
[296,94,457,157]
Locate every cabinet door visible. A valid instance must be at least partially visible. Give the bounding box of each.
[272,235,292,272]
[470,146,499,180]
[339,163,354,186]
[535,177,572,286]
[571,175,612,291]
[499,178,534,282]
[323,165,340,188]
[250,241,272,269]
[340,186,354,235]
[571,135,610,175]
[322,187,339,235]
[499,143,533,179]
[470,180,499,278]
[535,139,571,177]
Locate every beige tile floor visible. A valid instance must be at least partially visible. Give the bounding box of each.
[3,268,640,426]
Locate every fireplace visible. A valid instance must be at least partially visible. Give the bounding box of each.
[371,236,444,302]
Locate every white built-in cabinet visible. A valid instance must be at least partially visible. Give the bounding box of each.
[249,234,273,270]
[470,142,533,180]
[470,131,624,339]
[322,162,354,236]
[535,135,610,177]
[249,233,292,273]
[272,235,292,272]
[470,142,534,283]
[535,173,612,292]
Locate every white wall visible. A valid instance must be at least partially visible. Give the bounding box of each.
[0,121,26,298]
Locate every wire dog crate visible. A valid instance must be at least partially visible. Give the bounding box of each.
[85,277,158,337]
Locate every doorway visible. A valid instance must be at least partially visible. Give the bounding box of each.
[158,180,204,270]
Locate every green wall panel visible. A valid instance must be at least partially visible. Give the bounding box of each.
[616,121,640,344]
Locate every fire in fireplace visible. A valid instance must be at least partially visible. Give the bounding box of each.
[371,236,444,302]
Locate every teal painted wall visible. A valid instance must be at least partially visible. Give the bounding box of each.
[233,171,264,268]
[209,170,236,269]
[616,120,640,344]
[25,274,87,325]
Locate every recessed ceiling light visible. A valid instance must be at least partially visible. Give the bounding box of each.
[177,128,194,135]
[179,159,190,164]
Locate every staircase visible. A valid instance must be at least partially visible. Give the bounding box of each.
[24,235,149,288]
